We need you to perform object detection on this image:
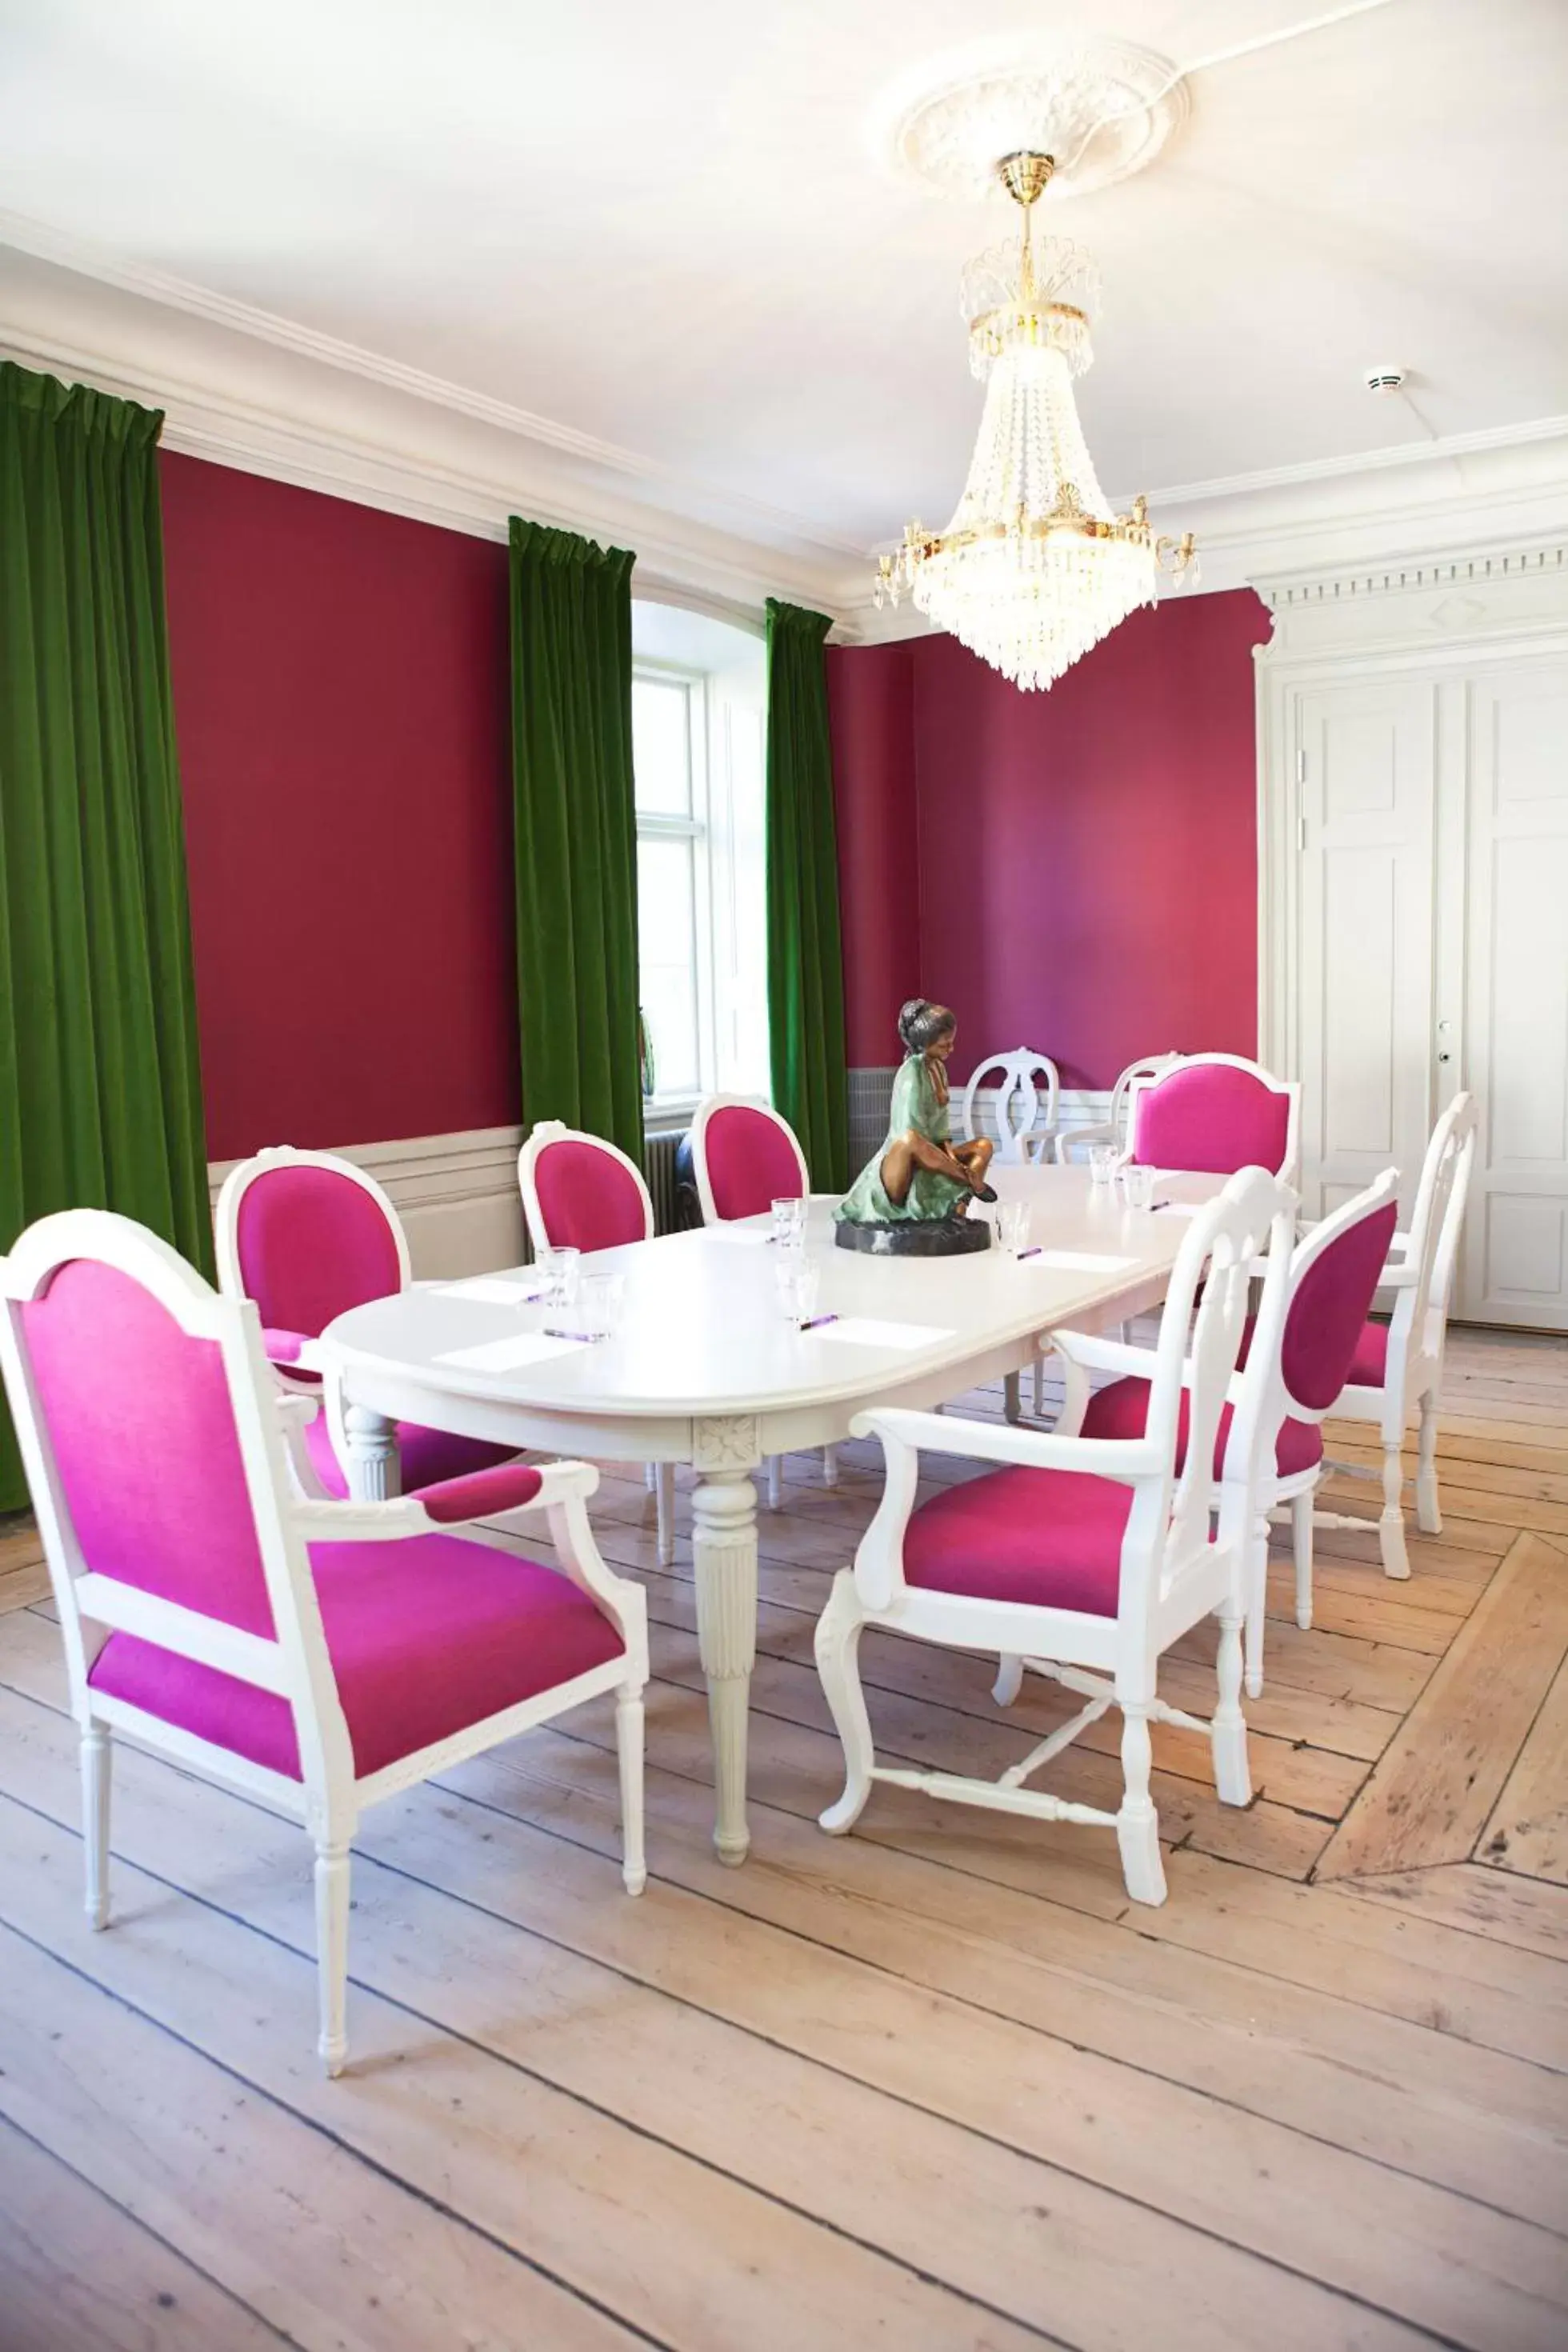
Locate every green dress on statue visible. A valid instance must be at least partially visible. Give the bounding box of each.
[836,1054,970,1226]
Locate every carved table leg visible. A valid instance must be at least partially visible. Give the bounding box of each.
[691,1463,760,1866]
[343,1401,399,1500]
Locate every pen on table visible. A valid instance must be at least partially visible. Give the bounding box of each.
[799,1311,839,1331]
[1015,1245,1042,1260]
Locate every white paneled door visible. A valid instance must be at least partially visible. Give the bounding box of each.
[1278,638,1568,1332]
[1294,678,1438,1225]
[1461,661,1568,1328]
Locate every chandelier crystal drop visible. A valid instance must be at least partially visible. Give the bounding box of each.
[875,150,1197,692]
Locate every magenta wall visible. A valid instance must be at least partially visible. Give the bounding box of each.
[161,454,520,1162]
[828,589,1271,1088]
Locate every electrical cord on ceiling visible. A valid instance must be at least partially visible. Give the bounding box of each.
[1051,0,1409,181]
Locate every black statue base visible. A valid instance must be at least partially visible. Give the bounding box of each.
[834,1214,991,1258]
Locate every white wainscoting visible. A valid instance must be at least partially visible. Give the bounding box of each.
[208,1126,528,1282]
[846,1070,1114,1168]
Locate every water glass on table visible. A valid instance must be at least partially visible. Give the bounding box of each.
[578,1271,625,1342]
[1121,1164,1156,1211]
[776,1253,821,1328]
[996,1199,1031,1256]
[772,1194,806,1248]
[536,1245,580,1311]
[1088,1145,1118,1190]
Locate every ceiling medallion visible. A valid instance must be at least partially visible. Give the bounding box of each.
[874,51,1198,693]
[880,38,1189,203]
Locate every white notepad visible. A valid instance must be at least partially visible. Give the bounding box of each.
[435,1332,586,1373]
[437,1275,547,1306]
[1022,1250,1138,1274]
[813,1318,954,1351]
[712,1228,771,1247]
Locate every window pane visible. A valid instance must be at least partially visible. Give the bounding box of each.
[632,677,691,816]
[637,834,700,1096]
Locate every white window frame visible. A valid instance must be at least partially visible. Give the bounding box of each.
[634,660,717,1127]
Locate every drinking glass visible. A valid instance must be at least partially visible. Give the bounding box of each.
[1088,1145,1118,1189]
[536,1244,580,1311]
[579,1271,625,1341]
[772,1194,806,1247]
[1122,1164,1156,1211]
[776,1254,821,1327]
[996,1199,1030,1255]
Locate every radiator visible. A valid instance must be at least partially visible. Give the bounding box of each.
[642,1128,687,1235]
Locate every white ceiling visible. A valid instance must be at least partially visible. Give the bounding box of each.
[2,0,1566,562]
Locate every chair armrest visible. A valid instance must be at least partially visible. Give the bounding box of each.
[1049,1329,1159,1382]
[850,1404,1160,1484]
[290,1458,599,1542]
[263,1326,324,1373]
[1054,1121,1116,1162]
[1374,1263,1419,1290]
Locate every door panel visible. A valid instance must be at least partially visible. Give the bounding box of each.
[1294,680,1438,1222]
[1460,662,1568,1328]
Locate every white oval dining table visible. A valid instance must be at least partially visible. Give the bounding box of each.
[318,1163,1222,1865]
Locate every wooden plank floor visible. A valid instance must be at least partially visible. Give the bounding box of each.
[2,1323,1566,2350]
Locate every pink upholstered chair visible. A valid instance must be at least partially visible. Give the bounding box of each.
[1314,1094,1478,1580]
[813,1168,1294,1906]
[690,1093,836,1505]
[1053,1052,1181,1162]
[518,1120,675,1565]
[1119,1053,1301,1182]
[214,1146,519,1500]
[1045,1170,1400,1697]
[0,1209,648,2075]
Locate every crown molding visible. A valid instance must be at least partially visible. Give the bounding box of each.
[0,206,867,566]
[1111,411,1568,517]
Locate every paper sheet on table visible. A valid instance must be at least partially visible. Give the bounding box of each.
[1154,1202,1201,1217]
[1022,1250,1138,1274]
[436,1275,547,1305]
[712,1228,772,1247]
[435,1332,586,1372]
[813,1317,954,1351]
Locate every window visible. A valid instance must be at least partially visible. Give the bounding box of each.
[631,610,769,1121]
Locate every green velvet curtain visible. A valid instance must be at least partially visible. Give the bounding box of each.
[0,361,211,1510]
[766,598,848,1190]
[509,517,643,1163]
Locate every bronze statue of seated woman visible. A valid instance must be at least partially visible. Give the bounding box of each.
[836,1000,996,1255]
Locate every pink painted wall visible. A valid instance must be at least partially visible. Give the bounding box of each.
[829,588,1271,1088]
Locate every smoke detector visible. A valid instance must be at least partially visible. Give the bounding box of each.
[1364,366,1406,395]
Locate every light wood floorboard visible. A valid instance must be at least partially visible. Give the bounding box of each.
[2,1325,1566,2350]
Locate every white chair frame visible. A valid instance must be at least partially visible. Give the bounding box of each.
[518,1119,675,1566]
[1118,1052,1303,1185]
[1035,1169,1400,1699]
[689,1094,836,1508]
[1053,1053,1181,1163]
[0,1209,649,2074]
[214,1143,412,1482]
[959,1050,1062,1166]
[1315,1094,1478,1581]
[813,1169,1294,1906]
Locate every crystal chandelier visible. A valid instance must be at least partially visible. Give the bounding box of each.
[874,150,1198,692]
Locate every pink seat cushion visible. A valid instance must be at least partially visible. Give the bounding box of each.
[88,1536,625,1780]
[1344,1318,1390,1389]
[1081,1377,1323,1481]
[902,1466,1133,1614]
[235,1166,402,1338]
[1131,1065,1290,1178]
[532,1138,649,1252]
[303,1410,515,1499]
[702,1106,804,1222]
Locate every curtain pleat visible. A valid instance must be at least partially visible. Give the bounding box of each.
[766,598,848,1190]
[508,518,643,1163]
[0,360,211,1510]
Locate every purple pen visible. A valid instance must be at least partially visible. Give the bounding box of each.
[1016,1245,1042,1260]
[544,1328,598,1344]
[799,1311,839,1331]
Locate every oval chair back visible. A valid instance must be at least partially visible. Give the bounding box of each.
[690,1095,810,1223]
[519,1121,654,1255]
[1409,1094,1478,1362]
[1124,1054,1301,1182]
[959,1050,1061,1165]
[214,1147,410,1381]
